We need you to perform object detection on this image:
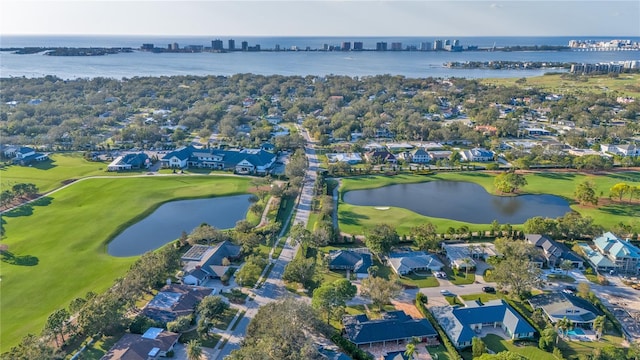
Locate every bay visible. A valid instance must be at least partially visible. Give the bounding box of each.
[1,35,639,79]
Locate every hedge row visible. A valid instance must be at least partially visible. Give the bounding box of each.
[414,293,462,360]
[331,332,374,360]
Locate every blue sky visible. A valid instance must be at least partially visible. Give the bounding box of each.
[2,1,639,37]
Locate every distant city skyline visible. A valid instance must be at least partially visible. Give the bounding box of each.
[1,1,639,37]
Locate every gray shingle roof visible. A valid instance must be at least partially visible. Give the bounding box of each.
[528,292,602,323]
[343,311,437,345]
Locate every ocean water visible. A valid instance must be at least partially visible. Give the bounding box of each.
[1,35,639,79]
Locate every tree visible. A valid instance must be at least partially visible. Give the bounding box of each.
[559,259,573,275]
[472,336,487,358]
[523,216,557,236]
[593,315,606,338]
[289,222,311,247]
[197,295,230,323]
[404,337,421,360]
[494,171,527,193]
[236,255,268,286]
[227,298,328,360]
[43,308,69,346]
[574,180,598,206]
[186,339,203,360]
[411,222,440,252]
[189,223,226,245]
[365,224,398,257]
[360,275,402,311]
[311,278,356,324]
[6,333,61,360]
[282,257,316,289]
[285,149,308,179]
[609,182,630,202]
[538,325,558,351]
[492,238,541,298]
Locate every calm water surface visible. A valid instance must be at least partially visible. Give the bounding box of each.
[107,195,251,257]
[342,181,571,224]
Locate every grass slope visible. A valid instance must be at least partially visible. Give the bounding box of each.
[1,153,136,193]
[0,175,250,351]
[338,172,640,235]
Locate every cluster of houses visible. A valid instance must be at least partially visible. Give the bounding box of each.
[328,142,496,166]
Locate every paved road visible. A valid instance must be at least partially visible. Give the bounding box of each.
[215,126,319,359]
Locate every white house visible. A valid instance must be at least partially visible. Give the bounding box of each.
[459,148,494,162]
[600,144,640,157]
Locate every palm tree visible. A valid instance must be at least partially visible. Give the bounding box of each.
[462,258,473,278]
[404,336,421,360]
[186,339,203,360]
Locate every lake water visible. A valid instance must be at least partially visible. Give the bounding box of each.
[1,35,638,79]
[107,194,251,257]
[342,181,571,224]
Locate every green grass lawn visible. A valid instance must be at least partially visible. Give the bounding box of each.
[483,73,640,98]
[481,334,556,360]
[459,293,501,303]
[0,175,251,352]
[76,333,123,360]
[338,172,640,235]
[0,153,116,193]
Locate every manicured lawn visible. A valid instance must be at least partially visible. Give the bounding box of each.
[0,153,116,193]
[212,308,239,330]
[338,172,640,235]
[483,73,640,98]
[482,334,556,360]
[400,273,440,288]
[0,175,251,351]
[547,274,576,283]
[460,293,501,303]
[179,329,221,348]
[444,295,463,306]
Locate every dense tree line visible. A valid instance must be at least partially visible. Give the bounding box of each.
[1,74,637,156]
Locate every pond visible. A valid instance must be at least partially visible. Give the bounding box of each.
[108,194,252,257]
[342,181,572,224]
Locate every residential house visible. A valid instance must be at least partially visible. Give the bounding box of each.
[328,249,372,279]
[181,242,242,285]
[525,234,584,269]
[327,153,363,165]
[459,148,494,162]
[427,150,452,162]
[442,243,499,270]
[577,242,618,273]
[528,292,602,329]
[387,251,444,275]
[101,327,180,360]
[107,153,150,171]
[600,144,640,157]
[5,146,49,166]
[342,311,438,348]
[160,145,276,174]
[364,150,397,164]
[407,148,431,163]
[592,232,640,274]
[431,300,535,348]
[142,284,215,323]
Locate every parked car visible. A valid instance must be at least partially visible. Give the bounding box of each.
[482,286,496,293]
[564,285,577,292]
[440,289,453,296]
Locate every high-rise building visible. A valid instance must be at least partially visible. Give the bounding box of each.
[341,42,351,51]
[391,42,402,51]
[376,42,387,51]
[433,40,443,51]
[353,42,363,51]
[275,44,281,51]
[420,42,432,51]
[212,39,223,51]
[241,41,248,51]
[228,39,235,51]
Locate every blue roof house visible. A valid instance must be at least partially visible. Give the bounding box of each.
[431,299,535,348]
[342,311,438,348]
[328,250,372,279]
[593,232,640,274]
